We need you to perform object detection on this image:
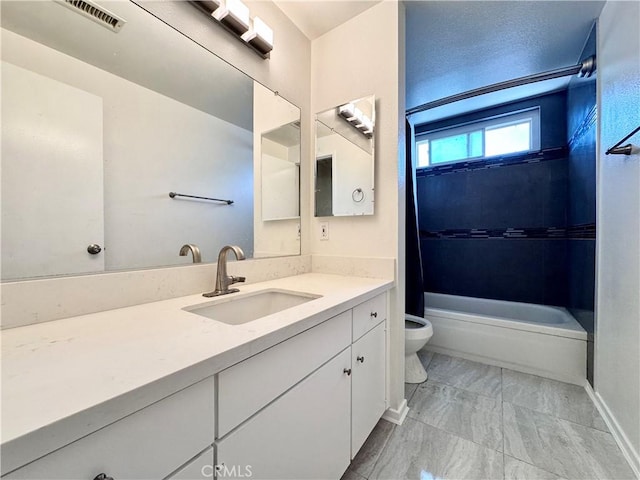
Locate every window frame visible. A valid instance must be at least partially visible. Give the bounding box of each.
[415,107,541,168]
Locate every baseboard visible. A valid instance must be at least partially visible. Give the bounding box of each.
[382,399,409,425]
[584,382,640,479]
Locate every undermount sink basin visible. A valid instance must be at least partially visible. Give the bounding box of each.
[184,289,321,325]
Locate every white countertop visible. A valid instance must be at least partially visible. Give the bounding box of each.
[1,273,392,473]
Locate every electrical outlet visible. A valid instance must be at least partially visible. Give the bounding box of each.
[320,222,329,241]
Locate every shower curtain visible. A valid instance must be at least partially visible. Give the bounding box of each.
[405,120,425,317]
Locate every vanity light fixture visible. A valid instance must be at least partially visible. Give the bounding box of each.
[190,0,273,58]
[241,16,274,56]
[338,103,374,138]
[213,0,250,35]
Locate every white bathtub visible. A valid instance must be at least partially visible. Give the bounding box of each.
[423,292,587,385]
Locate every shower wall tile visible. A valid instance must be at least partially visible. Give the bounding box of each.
[420,238,567,306]
[567,111,596,226]
[416,158,568,232]
[566,32,597,385]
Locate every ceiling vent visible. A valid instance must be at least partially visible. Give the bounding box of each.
[55,0,127,33]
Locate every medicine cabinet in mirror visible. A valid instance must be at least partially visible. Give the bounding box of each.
[314,95,375,217]
[0,0,301,281]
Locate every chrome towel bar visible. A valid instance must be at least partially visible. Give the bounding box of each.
[169,192,233,204]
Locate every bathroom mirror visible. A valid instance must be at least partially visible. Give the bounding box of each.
[315,95,375,217]
[0,0,301,281]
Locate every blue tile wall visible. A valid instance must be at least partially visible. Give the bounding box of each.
[420,238,568,306]
[415,91,569,307]
[566,23,597,386]
[417,157,568,231]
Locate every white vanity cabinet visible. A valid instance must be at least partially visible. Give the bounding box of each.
[351,320,386,455]
[2,288,388,480]
[216,293,387,479]
[167,447,214,480]
[4,377,215,480]
[216,349,353,480]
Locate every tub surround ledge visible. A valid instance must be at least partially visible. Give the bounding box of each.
[0,272,393,475]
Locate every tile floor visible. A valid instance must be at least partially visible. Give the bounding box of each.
[342,352,636,480]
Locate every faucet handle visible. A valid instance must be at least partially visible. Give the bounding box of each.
[230,276,246,284]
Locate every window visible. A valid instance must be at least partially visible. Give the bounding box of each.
[416,108,540,168]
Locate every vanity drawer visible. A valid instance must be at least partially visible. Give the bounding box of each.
[4,378,215,480]
[352,293,386,341]
[217,310,352,437]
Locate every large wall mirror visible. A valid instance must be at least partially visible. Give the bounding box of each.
[315,95,375,217]
[0,0,301,281]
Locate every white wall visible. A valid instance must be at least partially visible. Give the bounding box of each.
[2,29,254,270]
[310,1,406,416]
[596,1,640,475]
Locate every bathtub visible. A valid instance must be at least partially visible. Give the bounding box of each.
[423,292,587,385]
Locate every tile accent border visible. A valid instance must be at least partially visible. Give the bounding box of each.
[585,381,640,478]
[416,147,568,178]
[420,223,596,240]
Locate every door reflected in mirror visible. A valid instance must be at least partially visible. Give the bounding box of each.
[0,1,301,281]
[315,95,375,217]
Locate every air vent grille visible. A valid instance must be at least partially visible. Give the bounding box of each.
[56,0,126,32]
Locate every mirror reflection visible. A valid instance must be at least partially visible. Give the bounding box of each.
[0,0,301,281]
[253,83,301,257]
[315,95,375,217]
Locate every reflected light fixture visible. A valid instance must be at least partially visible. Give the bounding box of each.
[338,103,374,138]
[190,0,274,58]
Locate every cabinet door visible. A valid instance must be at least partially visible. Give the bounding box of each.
[168,447,214,480]
[216,349,351,480]
[351,321,386,457]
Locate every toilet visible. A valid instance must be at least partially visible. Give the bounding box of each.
[405,313,433,383]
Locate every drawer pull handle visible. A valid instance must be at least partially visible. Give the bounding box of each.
[343,368,352,376]
[370,311,378,318]
[357,356,365,363]
[94,474,114,480]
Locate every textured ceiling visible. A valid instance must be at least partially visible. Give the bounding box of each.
[274,0,381,40]
[406,1,605,124]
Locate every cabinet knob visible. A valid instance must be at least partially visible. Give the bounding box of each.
[87,244,102,255]
[370,311,378,318]
[94,474,114,480]
[357,356,365,363]
[343,368,352,376]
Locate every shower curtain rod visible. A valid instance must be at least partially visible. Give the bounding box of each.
[406,56,596,117]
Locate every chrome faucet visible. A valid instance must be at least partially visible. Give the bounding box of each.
[203,245,246,297]
[179,244,202,263]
